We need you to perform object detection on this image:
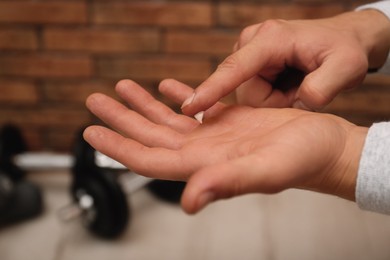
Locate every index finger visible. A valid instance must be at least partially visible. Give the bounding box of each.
[181,39,281,116]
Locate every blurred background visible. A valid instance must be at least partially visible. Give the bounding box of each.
[0,0,389,152]
[1,0,390,260]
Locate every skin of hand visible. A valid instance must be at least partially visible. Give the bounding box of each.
[181,10,390,115]
[83,79,368,214]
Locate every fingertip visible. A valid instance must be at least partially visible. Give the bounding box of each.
[181,190,215,215]
[181,184,215,215]
[159,78,194,94]
[85,92,105,109]
[82,125,103,147]
[82,126,93,142]
[158,78,175,91]
[84,124,106,137]
[181,92,206,117]
[181,194,197,215]
[295,82,329,111]
[115,79,137,93]
[181,93,196,109]
[180,179,197,214]
[292,99,312,111]
[180,169,219,214]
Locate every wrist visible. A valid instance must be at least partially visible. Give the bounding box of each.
[339,10,390,70]
[318,10,390,70]
[335,124,368,201]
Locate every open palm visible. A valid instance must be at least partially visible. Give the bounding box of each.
[84,79,363,213]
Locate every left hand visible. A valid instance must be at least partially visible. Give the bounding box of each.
[180,10,390,114]
[84,79,367,214]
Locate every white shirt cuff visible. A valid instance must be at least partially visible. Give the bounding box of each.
[356,122,390,215]
[356,1,390,20]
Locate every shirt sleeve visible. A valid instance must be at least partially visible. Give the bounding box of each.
[356,122,390,215]
[356,1,390,74]
[356,1,390,19]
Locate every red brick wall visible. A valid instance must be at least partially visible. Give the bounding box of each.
[0,0,388,152]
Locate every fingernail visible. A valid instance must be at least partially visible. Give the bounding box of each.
[181,93,195,109]
[293,100,311,110]
[197,191,215,211]
[194,111,204,124]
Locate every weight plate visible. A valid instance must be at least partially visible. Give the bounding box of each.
[72,129,129,239]
[147,180,185,204]
[73,169,129,239]
[0,124,27,181]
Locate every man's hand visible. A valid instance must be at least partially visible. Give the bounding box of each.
[84,80,367,214]
[180,10,390,115]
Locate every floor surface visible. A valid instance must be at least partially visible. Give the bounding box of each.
[1,171,390,260]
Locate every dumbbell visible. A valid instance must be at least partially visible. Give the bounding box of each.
[71,135,183,238]
[3,124,185,238]
[0,125,43,226]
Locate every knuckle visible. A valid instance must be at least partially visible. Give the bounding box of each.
[346,51,369,74]
[258,19,287,34]
[238,24,260,46]
[238,20,286,47]
[238,19,287,47]
[218,55,240,71]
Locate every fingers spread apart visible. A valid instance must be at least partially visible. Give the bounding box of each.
[116,79,198,133]
[86,92,184,150]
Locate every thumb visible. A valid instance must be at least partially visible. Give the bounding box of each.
[181,154,291,214]
[294,51,368,111]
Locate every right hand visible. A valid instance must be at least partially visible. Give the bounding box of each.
[84,80,368,214]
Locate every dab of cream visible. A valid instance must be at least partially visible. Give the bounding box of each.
[194,111,204,124]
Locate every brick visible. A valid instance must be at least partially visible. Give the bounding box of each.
[0,126,43,152]
[0,1,87,24]
[0,0,386,153]
[292,0,342,3]
[22,127,43,151]
[44,28,160,53]
[329,113,381,127]
[325,89,390,115]
[46,127,86,152]
[43,80,118,103]
[97,57,212,82]
[320,74,390,126]
[360,74,390,89]
[0,79,38,104]
[165,30,239,56]
[0,54,93,78]
[0,108,91,151]
[0,108,91,128]
[0,28,38,50]
[93,2,212,27]
[218,3,346,27]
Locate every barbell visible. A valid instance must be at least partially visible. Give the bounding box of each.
[0,124,185,239]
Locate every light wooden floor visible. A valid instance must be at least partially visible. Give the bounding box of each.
[1,171,390,260]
